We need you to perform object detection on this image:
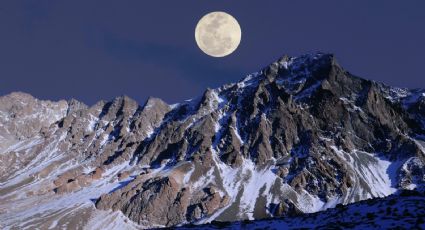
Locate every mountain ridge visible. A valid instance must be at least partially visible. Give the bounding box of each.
[0,52,424,229]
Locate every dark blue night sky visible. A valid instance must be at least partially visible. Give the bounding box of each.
[1,1,424,105]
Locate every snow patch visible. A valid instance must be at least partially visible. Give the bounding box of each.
[238,159,277,219]
[86,114,98,133]
[85,209,141,230]
[331,146,398,199]
[296,190,325,213]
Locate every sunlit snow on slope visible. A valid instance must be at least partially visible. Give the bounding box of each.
[331,146,398,200]
[0,136,43,156]
[0,132,68,188]
[237,159,277,219]
[85,209,141,230]
[0,160,132,229]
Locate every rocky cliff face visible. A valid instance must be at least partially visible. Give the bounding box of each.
[0,53,424,229]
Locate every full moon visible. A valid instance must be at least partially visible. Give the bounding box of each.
[195,12,241,57]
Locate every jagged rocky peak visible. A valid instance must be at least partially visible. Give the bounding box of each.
[129,96,171,138]
[258,52,355,98]
[0,91,69,120]
[66,98,88,114]
[1,52,425,229]
[141,96,172,118]
[0,91,69,140]
[96,95,140,121]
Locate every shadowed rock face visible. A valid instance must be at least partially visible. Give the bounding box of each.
[1,52,425,229]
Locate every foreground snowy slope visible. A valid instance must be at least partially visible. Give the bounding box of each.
[179,189,425,229]
[0,52,424,229]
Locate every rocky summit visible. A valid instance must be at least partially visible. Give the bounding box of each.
[0,52,424,229]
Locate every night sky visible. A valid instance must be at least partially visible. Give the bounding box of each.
[1,1,424,105]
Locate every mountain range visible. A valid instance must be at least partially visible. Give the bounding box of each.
[0,52,424,229]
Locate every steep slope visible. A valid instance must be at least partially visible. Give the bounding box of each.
[0,52,424,229]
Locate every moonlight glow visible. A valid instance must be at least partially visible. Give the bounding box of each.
[195,12,242,57]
